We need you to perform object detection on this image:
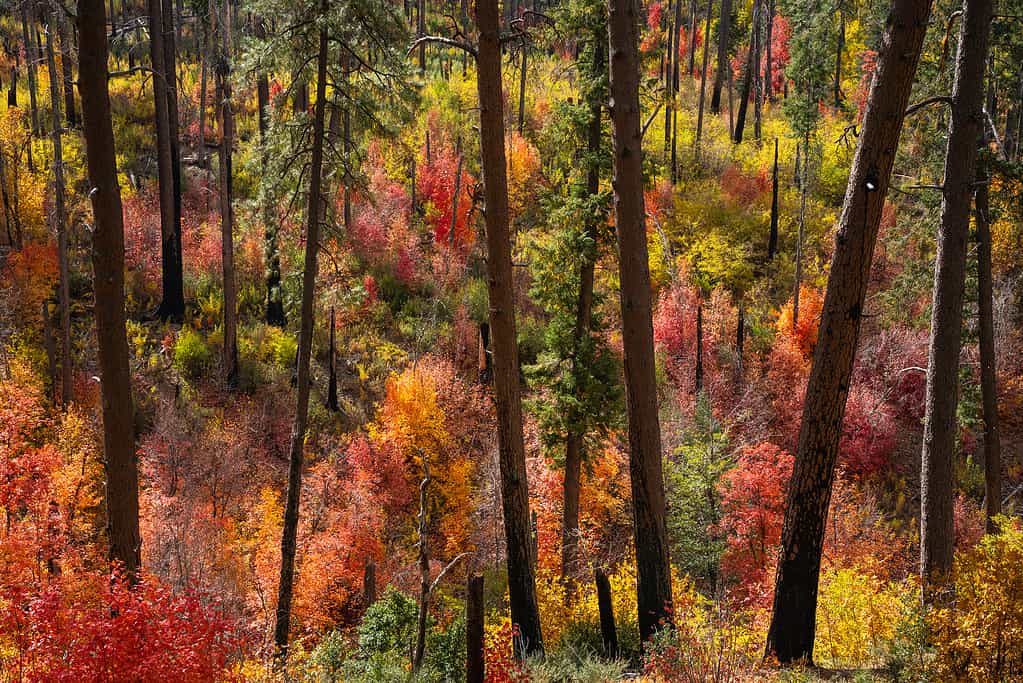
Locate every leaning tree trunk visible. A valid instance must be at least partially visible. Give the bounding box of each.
[475,0,544,657]
[694,0,713,148]
[273,3,329,662]
[710,0,732,114]
[45,4,73,406]
[78,0,141,580]
[976,146,1001,533]
[216,0,238,388]
[563,33,605,581]
[764,0,933,663]
[732,0,758,143]
[608,0,674,643]
[921,0,992,596]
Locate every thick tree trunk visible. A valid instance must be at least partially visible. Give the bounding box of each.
[216,0,238,388]
[475,0,544,657]
[149,0,184,321]
[273,5,328,661]
[921,0,992,595]
[78,0,141,580]
[732,0,758,143]
[595,568,618,659]
[764,0,933,663]
[976,151,1001,532]
[608,0,674,643]
[45,6,73,406]
[710,0,731,113]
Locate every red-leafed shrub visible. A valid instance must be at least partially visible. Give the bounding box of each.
[0,571,246,683]
[717,443,794,604]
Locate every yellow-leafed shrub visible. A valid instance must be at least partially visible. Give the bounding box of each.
[814,566,916,668]
[931,517,1023,682]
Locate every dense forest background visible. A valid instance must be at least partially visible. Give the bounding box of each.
[1,0,1022,678]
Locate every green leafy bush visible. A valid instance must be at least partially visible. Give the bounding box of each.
[173,327,213,378]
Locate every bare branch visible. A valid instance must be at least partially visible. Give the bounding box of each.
[408,36,477,60]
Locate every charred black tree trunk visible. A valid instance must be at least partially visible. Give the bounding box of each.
[764,0,933,663]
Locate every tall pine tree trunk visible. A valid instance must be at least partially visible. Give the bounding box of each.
[764,0,933,663]
[694,0,713,148]
[216,0,238,388]
[273,2,328,660]
[149,0,184,321]
[45,4,73,406]
[921,0,992,595]
[78,0,141,580]
[732,0,758,143]
[710,0,731,113]
[475,0,544,657]
[976,148,1001,532]
[608,0,674,643]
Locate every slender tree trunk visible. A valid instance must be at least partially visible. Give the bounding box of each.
[976,150,1001,532]
[686,0,697,75]
[518,47,527,134]
[695,298,704,393]
[55,9,78,128]
[42,300,57,402]
[921,0,992,595]
[710,0,731,113]
[695,0,713,149]
[45,6,73,406]
[216,0,238,388]
[793,135,807,326]
[732,0,758,143]
[764,0,774,101]
[466,574,485,683]
[78,0,141,580]
[834,8,845,108]
[342,55,352,231]
[198,44,208,170]
[736,302,745,378]
[327,307,339,410]
[559,37,604,570]
[608,0,674,643]
[255,20,286,329]
[413,464,431,672]
[162,0,183,303]
[752,0,762,141]
[764,0,933,663]
[768,137,779,259]
[273,3,328,661]
[475,0,544,657]
[22,5,41,140]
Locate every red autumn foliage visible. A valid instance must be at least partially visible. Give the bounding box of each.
[0,571,245,682]
[720,164,771,207]
[717,443,794,605]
